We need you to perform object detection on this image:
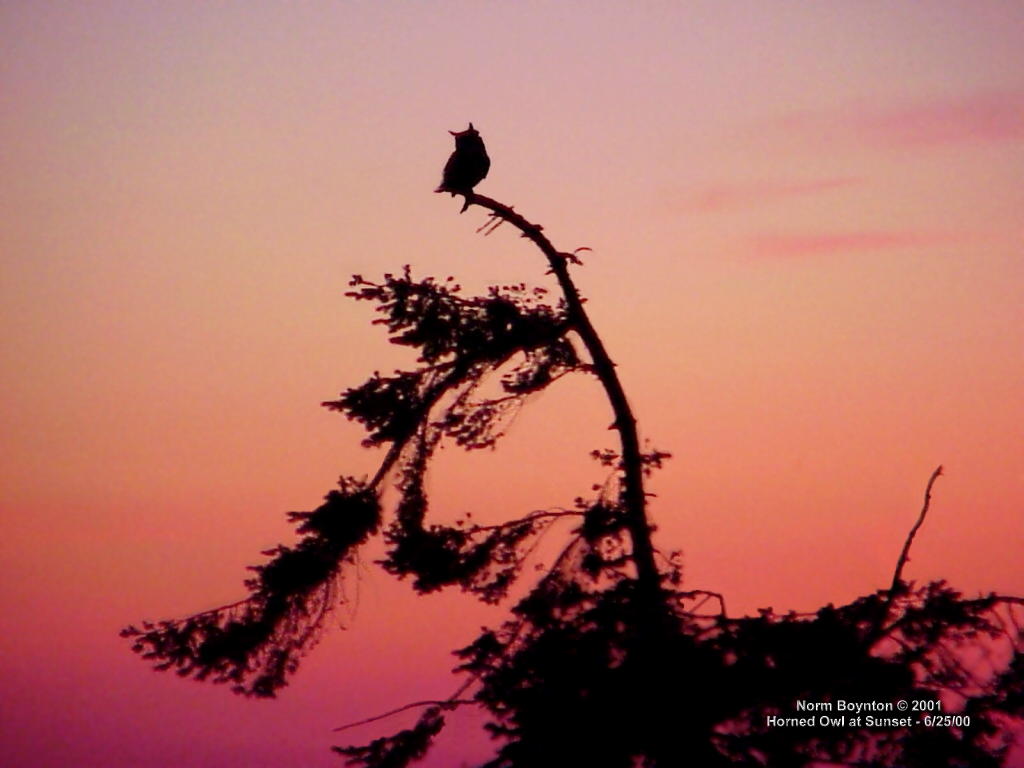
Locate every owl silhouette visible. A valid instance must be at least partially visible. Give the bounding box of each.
[435,123,490,196]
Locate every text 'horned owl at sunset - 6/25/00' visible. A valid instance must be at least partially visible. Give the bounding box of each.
[435,122,490,196]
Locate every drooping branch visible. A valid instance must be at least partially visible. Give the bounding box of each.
[330,270,579,491]
[121,478,382,697]
[457,191,662,599]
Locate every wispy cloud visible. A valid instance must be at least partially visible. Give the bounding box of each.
[752,231,948,258]
[784,92,1024,149]
[684,177,859,212]
[858,92,1024,148]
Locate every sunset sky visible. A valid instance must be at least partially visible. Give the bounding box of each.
[2,2,1022,766]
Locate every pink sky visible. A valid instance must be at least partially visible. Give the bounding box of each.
[2,2,1023,766]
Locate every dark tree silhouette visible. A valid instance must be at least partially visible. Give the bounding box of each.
[124,143,1024,767]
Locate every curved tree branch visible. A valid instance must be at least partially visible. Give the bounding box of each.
[889,464,944,594]
[871,465,944,643]
[457,192,662,599]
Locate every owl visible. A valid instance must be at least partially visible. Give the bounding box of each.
[435,123,490,195]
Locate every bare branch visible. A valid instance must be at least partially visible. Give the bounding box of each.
[677,589,729,618]
[868,465,944,644]
[333,698,478,733]
[890,465,944,595]
[461,507,583,534]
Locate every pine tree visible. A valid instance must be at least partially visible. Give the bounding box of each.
[124,155,1024,768]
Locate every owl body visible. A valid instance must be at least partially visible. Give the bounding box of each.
[435,123,490,195]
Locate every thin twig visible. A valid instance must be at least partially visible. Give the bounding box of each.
[334,533,590,736]
[333,698,478,733]
[462,508,584,534]
[677,589,729,618]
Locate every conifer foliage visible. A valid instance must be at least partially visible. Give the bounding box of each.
[125,179,1024,767]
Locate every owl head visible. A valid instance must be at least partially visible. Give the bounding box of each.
[449,122,479,137]
[449,123,484,150]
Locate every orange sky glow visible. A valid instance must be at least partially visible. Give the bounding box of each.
[2,2,1022,766]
